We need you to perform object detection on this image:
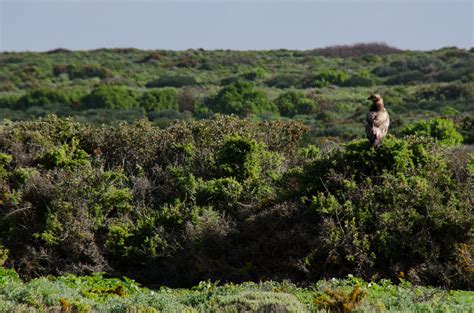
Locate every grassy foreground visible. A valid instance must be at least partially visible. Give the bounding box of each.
[1,268,472,312]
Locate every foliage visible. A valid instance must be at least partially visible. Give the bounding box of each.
[0,44,473,291]
[0,46,472,142]
[53,64,113,80]
[0,271,472,312]
[0,116,471,291]
[285,136,473,288]
[305,70,349,88]
[139,88,179,112]
[145,75,198,88]
[210,81,276,116]
[273,90,317,117]
[15,88,86,110]
[399,117,464,146]
[83,85,140,110]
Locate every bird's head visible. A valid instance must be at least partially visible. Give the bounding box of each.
[368,94,384,110]
[368,94,382,102]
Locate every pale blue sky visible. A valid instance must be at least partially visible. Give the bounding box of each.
[1,0,472,51]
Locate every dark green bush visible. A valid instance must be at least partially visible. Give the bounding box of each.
[434,67,474,82]
[265,74,304,89]
[342,73,375,87]
[15,88,84,110]
[83,85,140,110]
[273,91,317,117]
[407,83,474,102]
[304,70,349,88]
[0,94,21,109]
[385,70,427,85]
[146,75,198,88]
[371,65,399,77]
[139,88,179,111]
[210,81,275,116]
[286,137,472,288]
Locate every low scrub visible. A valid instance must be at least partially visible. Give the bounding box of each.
[0,270,472,312]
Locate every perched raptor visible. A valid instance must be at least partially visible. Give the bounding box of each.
[365,94,390,148]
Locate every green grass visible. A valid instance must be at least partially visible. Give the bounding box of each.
[1,268,472,312]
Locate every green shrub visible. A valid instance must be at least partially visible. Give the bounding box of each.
[0,153,12,178]
[407,83,474,102]
[265,73,304,89]
[83,85,140,109]
[15,88,81,110]
[40,138,89,169]
[0,94,21,109]
[139,88,179,111]
[304,70,349,88]
[210,81,275,116]
[53,64,113,79]
[385,70,427,85]
[196,177,243,207]
[343,73,375,87]
[145,75,198,88]
[371,65,398,77]
[217,136,265,182]
[273,91,317,117]
[289,136,472,288]
[399,118,463,146]
[0,116,471,289]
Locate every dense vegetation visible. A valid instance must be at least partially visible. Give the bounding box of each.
[0,115,472,291]
[0,43,473,310]
[0,43,473,144]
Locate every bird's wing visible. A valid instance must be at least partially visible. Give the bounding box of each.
[365,111,375,127]
[365,112,376,140]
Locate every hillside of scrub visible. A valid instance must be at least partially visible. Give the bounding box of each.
[0,43,473,144]
[0,115,472,291]
[1,269,473,312]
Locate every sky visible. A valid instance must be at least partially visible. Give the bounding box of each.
[0,0,473,52]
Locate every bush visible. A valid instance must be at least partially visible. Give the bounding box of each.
[304,70,349,88]
[385,70,427,85]
[407,83,474,102]
[434,67,474,82]
[83,85,140,110]
[287,137,472,288]
[343,73,375,87]
[139,52,165,63]
[139,88,179,111]
[53,64,113,79]
[210,81,276,116]
[0,116,471,289]
[15,88,84,110]
[307,43,402,57]
[399,118,463,146]
[371,65,399,77]
[273,91,317,117]
[265,74,304,89]
[0,94,21,109]
[146,75,198,88]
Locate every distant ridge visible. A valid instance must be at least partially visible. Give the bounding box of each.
[306,42,403,57]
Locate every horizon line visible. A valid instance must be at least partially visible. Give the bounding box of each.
[1,42,472,53]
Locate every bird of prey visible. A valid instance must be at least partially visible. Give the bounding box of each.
[365,94,390,148]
